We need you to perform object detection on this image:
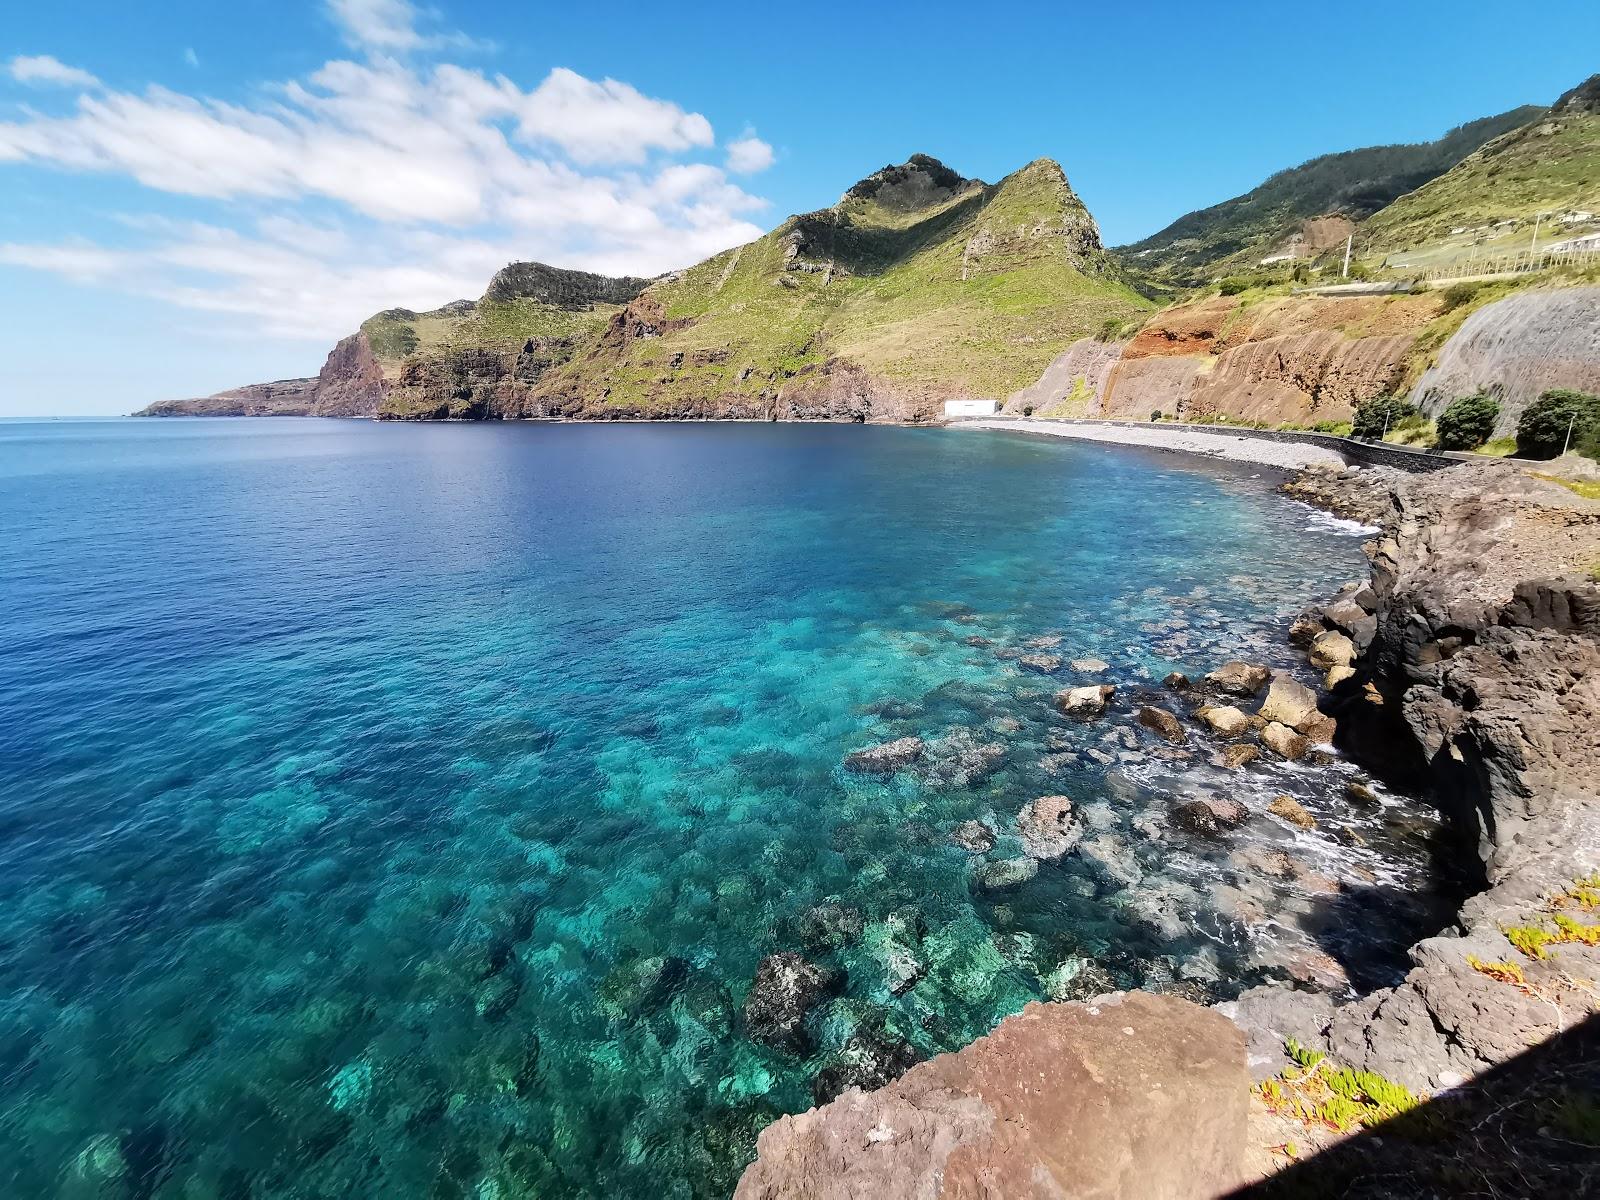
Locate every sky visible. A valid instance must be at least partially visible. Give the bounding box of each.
[3,1,1597,416]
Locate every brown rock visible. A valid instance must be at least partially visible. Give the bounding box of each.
[1055,684,1114,718]
[1308,630,1356,672]
[1173,797,1249,836]
[734,993,1249,1200]
[1260,722,1310,761]
[1197,704,1251,738]
[1268,795,1317,830]
[1204,661,1270,697]
[1162,671,1191,691]
[1257,673,1320,732]
[1345,781,1381,807]
[1135,705,1187,745]
[1218,743,1260,770]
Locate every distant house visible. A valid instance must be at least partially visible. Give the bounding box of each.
[1548,231,1600,253]
[1559,211,1595,224]
[944,399,999,418]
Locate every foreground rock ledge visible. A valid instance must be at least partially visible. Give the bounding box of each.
[734,992,1247,1200]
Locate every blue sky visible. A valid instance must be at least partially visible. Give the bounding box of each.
[3,0,1597,416]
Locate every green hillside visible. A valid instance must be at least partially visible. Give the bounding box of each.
[1118,105,1543,286]
[528,155,1152,416]
[1363,75,1600,253]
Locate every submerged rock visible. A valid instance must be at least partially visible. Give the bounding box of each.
[1015,795,1081,861]
[843,737,924,774]
[949,820,996,854]
[973,857,1039,893]
[1055,684,1114,718]
[1135,705,1186,745]
[1204,661,1269,697]
[796,904,865,952]
[811,1025,922,1105]
[920,729,1008,788]
[1161,671,1191,691]
[744,953,845,1054]
[598,954,690,1019]
[1017,654,1062,675]
[1071,657,1110,673]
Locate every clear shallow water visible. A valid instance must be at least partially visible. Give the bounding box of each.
[0,420,1443,1197]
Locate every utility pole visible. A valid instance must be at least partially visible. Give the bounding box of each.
[1562,411,1578,457]
[1342,233,1353,279]
[1531,212,1545,266]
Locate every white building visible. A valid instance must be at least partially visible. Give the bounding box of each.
[943,399,999,418]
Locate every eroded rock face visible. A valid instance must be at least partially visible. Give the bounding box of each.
[735,993,1249,1200]
[1236,461,1600,1093]
[1410,288,1600,437]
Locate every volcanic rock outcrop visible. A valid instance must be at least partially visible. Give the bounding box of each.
[734,992,1249,1200]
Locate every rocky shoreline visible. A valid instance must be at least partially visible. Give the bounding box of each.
[735,457,1600,1197]
[956,416,1349,470]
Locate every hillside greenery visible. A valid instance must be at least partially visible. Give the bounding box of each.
[1118,106,1543,286]
[533,157,1153,411]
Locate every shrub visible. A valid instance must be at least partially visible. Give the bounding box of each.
[1434,393,1501,450]
[1150,409,1163,422]
[1351,396,1419,440]
[1437,281,1484,312]
[1516,389,1600,460]
[1218,277,1251,296]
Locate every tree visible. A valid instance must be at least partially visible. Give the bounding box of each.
[1516,390,1600,460]
[1434,393,1500,450]
[1351,396,1419,440]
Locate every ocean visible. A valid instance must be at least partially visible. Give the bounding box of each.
[0,419,1447,1197]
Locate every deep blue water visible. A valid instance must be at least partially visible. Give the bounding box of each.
[0,419,1439,1197]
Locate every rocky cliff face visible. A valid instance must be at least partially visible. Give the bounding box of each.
[482,261,651,307]
[1229,461,1600,1093]
[310,332,387,416]
[136,377,321,417]
[1410,287,1600,436]
[1002,291,1442,426]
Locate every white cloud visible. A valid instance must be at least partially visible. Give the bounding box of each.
[184,48,200,68]
[0,45,769,344]
[515,68,715,165]
[7,54,100,89]
[725,135,774,174]
[326,0,490,55]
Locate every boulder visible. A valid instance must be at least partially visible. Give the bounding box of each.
[1173,797,1249,836]
[1055,684,1114,718]
[811,1025,922,1105]
[843,737,924,774]
[1257,674,1320,731]
[1015,795,1081,861]
[1217,743,1259,770]
[1017,654,1061,675]
[1196,705,1251,738]
[1071,657,1110,673]
[744,953,845,1053]
[949,820,996,854]
[735,993,1249,1200]
[1135,705,1186,745]
[1287,612,1325,649]
[1203,661,1270,697]
[1323,598,1378,650]
[1260,721,1310,761]
[1162,671,1191,691]
[1268,795,1317,830]
[1308,630,1356,673]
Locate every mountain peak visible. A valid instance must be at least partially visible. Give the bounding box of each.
[483,261,652,308]
[1553,73,1600,117]
[840,153,975,211]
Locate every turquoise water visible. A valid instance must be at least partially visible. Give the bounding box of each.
[0,420,1440,1197]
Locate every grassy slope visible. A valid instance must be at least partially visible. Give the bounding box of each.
[1363,111,1600,251]
[1119,106,1543,285]
[538,159,1152,411]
